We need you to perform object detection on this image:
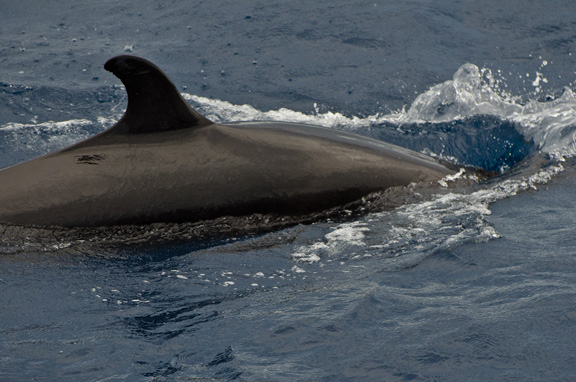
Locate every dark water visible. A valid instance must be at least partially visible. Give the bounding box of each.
[2,1,576,381]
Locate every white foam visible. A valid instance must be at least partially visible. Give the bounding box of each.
[438,168,479,188]
[183,94,384,130]
[1,118,93,132]
[291,222,369,263]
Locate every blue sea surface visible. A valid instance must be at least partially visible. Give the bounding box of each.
[1,1,576,381]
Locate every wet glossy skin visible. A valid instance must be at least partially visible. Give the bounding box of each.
[0,56,454,227]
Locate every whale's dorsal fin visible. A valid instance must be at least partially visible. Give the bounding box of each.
[104,55,213,134]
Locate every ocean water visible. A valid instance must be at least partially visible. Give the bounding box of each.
[1,1,576,381]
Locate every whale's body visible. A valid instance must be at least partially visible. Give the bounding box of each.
[0,55,454,227]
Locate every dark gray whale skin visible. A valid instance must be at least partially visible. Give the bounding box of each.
[0,55,455,227]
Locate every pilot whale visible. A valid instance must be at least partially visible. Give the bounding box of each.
[0,55,455,228]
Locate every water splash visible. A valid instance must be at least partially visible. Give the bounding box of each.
[389,64,576,158]
[186,63,576,160]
